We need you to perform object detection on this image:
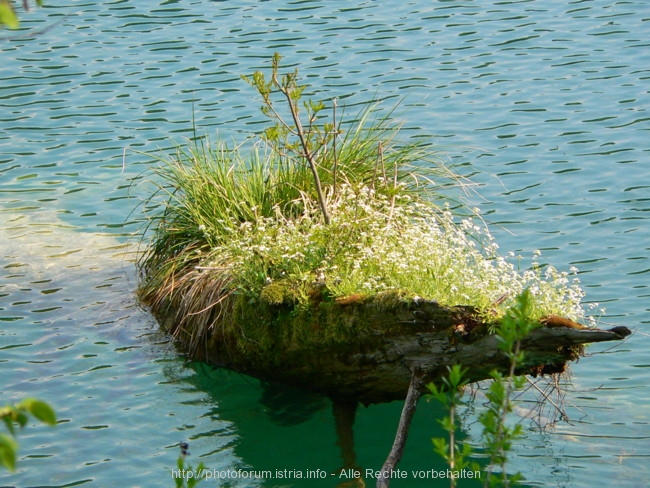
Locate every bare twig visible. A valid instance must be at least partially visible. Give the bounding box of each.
[377,370,425,488]
[524,376,570,423]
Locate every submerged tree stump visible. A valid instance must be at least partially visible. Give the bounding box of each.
[150,294,631,405]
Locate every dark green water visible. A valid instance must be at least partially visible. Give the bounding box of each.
[1,1,649,486]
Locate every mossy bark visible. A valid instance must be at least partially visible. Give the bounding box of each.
[145,289,631,405]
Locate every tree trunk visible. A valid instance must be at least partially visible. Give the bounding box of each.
[158,297,630,405]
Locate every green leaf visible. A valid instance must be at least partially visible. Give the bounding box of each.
[439,416,454,432]
[0,1,20,29]
[0,433,18,472]
[448,363,468,388]
[431,437,448,458]
[18,399,57,426]
[14,412,28,429]
[187,462,206,487]
[1,415,16,437]
[307,100,325,113]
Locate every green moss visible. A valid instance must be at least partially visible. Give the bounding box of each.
[214,286,381,359]
[259,280,303,305]
[371,289,412,308]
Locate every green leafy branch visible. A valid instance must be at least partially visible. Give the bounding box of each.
[479,289,537,487]
[0,0,43,29]
[427,364,480,488]
[1,398,56,471]
[242,52,341,224]
[428,290,540,487]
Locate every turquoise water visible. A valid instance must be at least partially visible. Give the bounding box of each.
[1,1,649,486]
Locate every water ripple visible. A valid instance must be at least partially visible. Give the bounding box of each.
[1,1,649,486]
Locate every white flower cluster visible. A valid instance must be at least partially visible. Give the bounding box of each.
[207,184,586,320]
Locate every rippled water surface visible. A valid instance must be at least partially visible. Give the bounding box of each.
[1,1,649,486]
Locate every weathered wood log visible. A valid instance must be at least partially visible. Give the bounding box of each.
[156,296,630,405]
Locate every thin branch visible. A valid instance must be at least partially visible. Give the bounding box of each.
[524,376,570,423]
[332,97,339,197]
[278,85,331,225]
[377,370,424,488]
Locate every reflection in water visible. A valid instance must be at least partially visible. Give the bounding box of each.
[259,381,329,427]
[179,362,490,488]
[333,399,362,483]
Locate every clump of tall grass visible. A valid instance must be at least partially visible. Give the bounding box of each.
[136,54,589,356]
